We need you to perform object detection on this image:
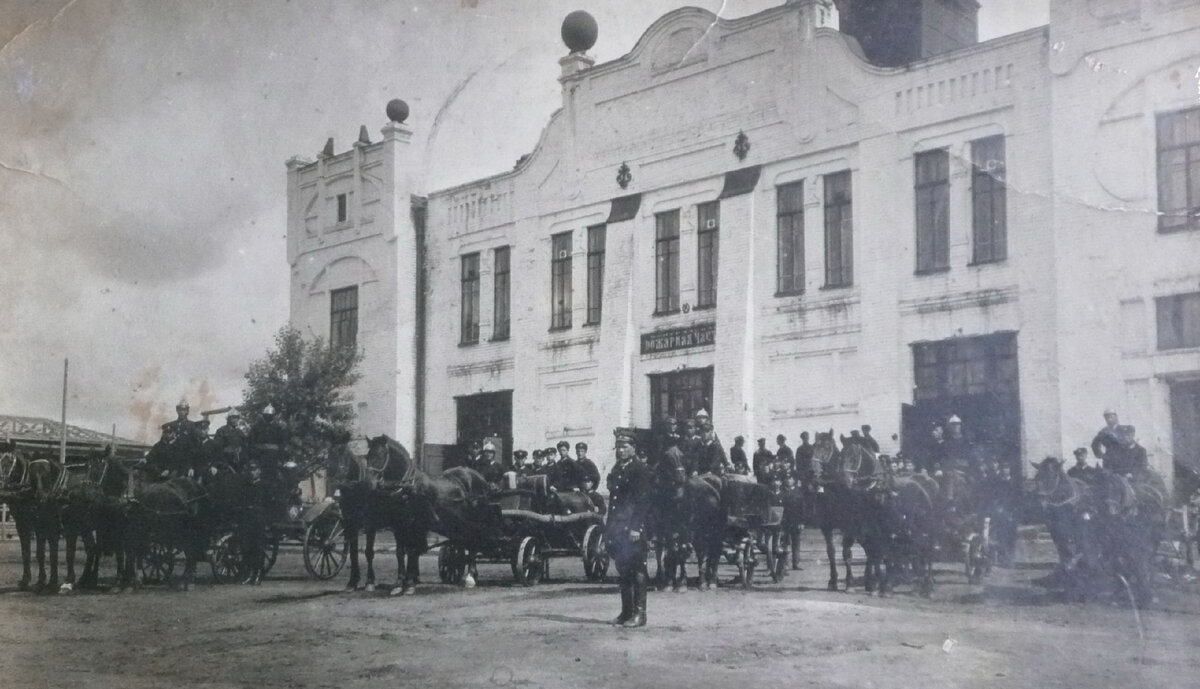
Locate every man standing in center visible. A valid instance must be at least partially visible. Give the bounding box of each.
[606,428,652,628]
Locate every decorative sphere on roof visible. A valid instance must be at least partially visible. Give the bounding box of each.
[561,10,598,53]
[386,98,409,124]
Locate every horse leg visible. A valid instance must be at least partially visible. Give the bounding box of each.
[16,511,32,590]
[791,525,803,570]
[46,517,60,593]
[652,540,666,590]
[344,522,360,590]
[62,524,78,593]
[402,541,421,595]
[842,532,855,591]
[823,526,838,591]
[34,522,48,592]
[364,526,377,592]
[462,552,477,589]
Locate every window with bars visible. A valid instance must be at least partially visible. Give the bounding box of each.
[492,246,510,341]
[1157,292,1200,350]
[971,136,1007,264]
[550,232,573,330]
[586,225,606,325]
[460,253,480,344]
[915,149,950,273]
[823,171,853,288]
[655,210,681,314]
[330,286,358,351]
[697,201,719,308]
[1157,107,1200,233]
[776,181,805,295]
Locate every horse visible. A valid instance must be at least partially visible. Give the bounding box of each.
[119,470,210,591]
[1,444,41,591]
[327,436,408,593]
[805,431,886,592]
[1088,467,1168,607]
[364,435,494,595]
[1030,456,1107,602]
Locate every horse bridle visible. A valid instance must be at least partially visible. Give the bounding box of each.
[1,451,28,487]
[1036,463,1081,508]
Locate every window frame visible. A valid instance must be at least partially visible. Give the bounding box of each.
[336,193,348,224]
[970,136,1007,265]
[329,285,358,351]
[1156,291,1200,351]
[460,253,480,345]
[654,210,681,315]
[915,148,951,274]
[492,246,511,341]
[823,171,853,288]
[696,201,719,309]
[1156,107,1200,233]
[585,225,606,325]
[550,232,573,331]
[776,181,805,296]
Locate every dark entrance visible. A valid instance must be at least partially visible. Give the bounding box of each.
[1170,379,1200,502]
[649,367,714,426]
[455,390,512,468]
[901,332,1021,467]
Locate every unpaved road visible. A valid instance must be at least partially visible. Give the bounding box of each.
[2,533,1198,689]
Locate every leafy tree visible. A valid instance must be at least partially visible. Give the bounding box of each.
[240,326,362,476]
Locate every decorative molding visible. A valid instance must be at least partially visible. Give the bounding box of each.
[616,162,632,189]
[768,402,859,421]
[447,358,514,378]
[733,130,750,161]
[897,286,1019,315]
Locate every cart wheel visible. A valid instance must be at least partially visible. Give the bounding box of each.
[582,524,610,582]
[439,544,467,585]
[737,539,756,589]
[303,516,347,581]
[512,536,544,586]
[138,542,178,584]
[210,532,244,584]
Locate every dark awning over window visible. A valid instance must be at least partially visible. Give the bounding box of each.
[607,194,642,223]
[718,165,763,199]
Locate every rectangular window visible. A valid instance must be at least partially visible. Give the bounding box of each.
[1157,107,1200,232]
[492,247,510,341]
[460,253,480,344]
[915,149,950,273]
[776,181,805,295]
[550,232,573,330]
[336,193,348,223]
[823,171,853,287]
[697,202,719,308]
[586,225,606,325]
[655,210,681,314]
[971,136,1007,263]
[1157,292,1200,350]
[330,286,358,351]
[649,367,714,425]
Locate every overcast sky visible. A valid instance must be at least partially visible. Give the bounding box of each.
[0,0,1049,443]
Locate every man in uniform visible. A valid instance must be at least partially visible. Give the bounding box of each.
[155,400,204,477]
[729,436,750,476]
[795,432,814,480]
[248,403,288,474]
[774,434,794,476]
[1104,425,1149,476]
[924,422,947,474]
[1091,409,1122,463]
[476,442,506,486]
[753,438,774,485]
[212,411,247,472]
[860,425,880,454]
[1067,447,1096,482]
[695,422,728,475]
[548,440,579,492]
[606,428,652,627]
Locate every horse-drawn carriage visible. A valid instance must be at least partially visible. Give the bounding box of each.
[718,477,787,588]
[436,473,609,586]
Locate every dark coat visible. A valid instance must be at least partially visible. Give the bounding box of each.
[695,438,728,475]
[575,457,601,491]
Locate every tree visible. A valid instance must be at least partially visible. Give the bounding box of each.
[240,326,363,476]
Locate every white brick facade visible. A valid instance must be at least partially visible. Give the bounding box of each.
[287,1,1200,487]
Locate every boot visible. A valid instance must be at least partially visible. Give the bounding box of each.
[611,579,633,625]
[623,572,647,628]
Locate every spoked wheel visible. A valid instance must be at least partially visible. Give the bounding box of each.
[210,532,245,584]
[736,539,756,589]
[582,524,610,582]
[138,542,178,584]
[303,516,347,581]
[438,544,468,585]
[512,536,544,586]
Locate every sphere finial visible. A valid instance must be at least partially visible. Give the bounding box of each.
[386,99,409,124]
[561,10,598,53]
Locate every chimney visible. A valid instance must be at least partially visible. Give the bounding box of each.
[834,0,978,67]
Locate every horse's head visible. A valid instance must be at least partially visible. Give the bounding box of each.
[365,434,415,484]
[1030,456,1066,502]
[0,448,30,493]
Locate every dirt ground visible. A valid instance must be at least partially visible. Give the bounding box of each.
[2,531,1198,689]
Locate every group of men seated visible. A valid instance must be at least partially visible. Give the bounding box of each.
[1067,408,1150,481]
[144,400,289,482]
[463,438,603,496]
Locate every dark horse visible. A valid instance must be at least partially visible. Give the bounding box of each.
[57,448,136,591]
[363,435,494,595]
[1030,457,1109,602]
[1,443,46,591]
[327,436,410,593]
[119,469,210,591]
[805,431,889,592]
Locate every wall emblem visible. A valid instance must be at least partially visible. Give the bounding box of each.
[733,131,751,161]
[616,162,632,189]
